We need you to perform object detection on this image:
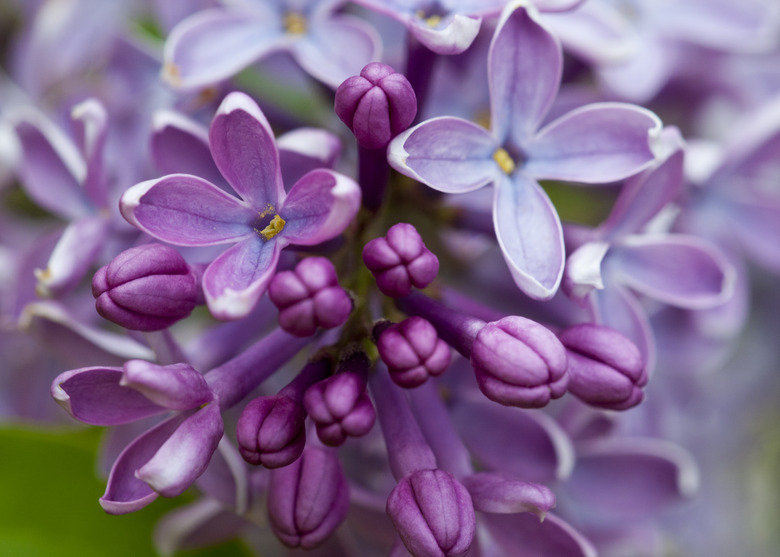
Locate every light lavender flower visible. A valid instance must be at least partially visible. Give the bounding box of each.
[389,2,662,300]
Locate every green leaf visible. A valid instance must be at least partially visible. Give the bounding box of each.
[0,425,252,557]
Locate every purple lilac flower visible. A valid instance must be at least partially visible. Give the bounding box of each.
[162,0,381,90]
[51,327,310,513]
[389,3,662,300]
[4,0,778,554]
[120,91,361,320]
[563,129,735,369]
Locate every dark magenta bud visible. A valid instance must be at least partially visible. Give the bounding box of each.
[335,62,417,150]
[470,316,569,408]
[387,469,476,557]
[558,323,647,411]
[363,223,439,298]
[377,317,451,388]
[267,446,349,549]
[92,243,198,331]
[236,395,307,468]
[268,257,353,337]
[303,352,376,447]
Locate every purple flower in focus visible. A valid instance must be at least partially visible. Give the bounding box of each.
[121,91,361,320]
[389,3,662,300]
[162,0,381,90]
[52,360,223,514]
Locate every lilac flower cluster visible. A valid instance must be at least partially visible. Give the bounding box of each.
[2,0,780,556]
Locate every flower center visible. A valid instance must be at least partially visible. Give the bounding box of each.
[493,148,516,175]
[284,12,307,35]
[260,214,286,240]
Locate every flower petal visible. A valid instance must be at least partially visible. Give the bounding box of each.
[71,98,109,209]
[451,394,575,483]
[293,15,381,88]
[481,512,597,557]
[209,91,285,209]
[524,103,662,183]
[136,402,224,498]
[100,414,186,514]
[601,132,685,238]
[35,215,109,298]
[121,174,255,246]
[589,280,655,372]
[202,237,282,320]
[409,14,482,55]
[279,169,361,245]
[493,174,564,300]
[52,367,166,426]
[565,437,699,523]
[278,127,342,185]
[150,109,225,189]
[20,300,156,362]
[388,116,499,194]
[13,113,90,220]
[610,234,735,310]
[162,8,282,91]
[121,360,213,411]
[461,472,555,519]
[489,3,561,148]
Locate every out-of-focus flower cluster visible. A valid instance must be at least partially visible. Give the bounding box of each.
[2,0,780,555]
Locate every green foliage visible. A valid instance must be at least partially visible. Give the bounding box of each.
[0,426,252,557]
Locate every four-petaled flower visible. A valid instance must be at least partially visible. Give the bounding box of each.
[389,2,662,300]
[121,91,361,320]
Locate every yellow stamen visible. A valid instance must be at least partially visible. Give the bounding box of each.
[260,214,286,240]
[415,10,442,27]
[493,148,516,175]
[284,12,307,35]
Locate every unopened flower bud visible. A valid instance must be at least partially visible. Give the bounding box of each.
[303,353,376,446]
[268,257,352,337]
[267,446,349,549]
[470,316,568,408]
[236,395,307,468]
[335,62,417,150]
[92,243,198,331]
[377,317,451,388]
[558,323,647,410]
[363,223,439,298]
[387,469,476,557]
